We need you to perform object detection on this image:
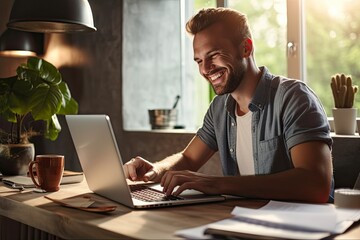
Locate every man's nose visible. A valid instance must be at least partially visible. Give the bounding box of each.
[201,60,215,75]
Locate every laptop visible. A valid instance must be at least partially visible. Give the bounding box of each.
[65,114,225,208]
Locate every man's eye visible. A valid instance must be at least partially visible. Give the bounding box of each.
[210,53,219,58]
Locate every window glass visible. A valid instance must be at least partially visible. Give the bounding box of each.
[194,0,216,9]
[227,0,287,76]
[304,0,360,115]
[123,0,182,130]
[123,0,216,131]
[185,0,217,128]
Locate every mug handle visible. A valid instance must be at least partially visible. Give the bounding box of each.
[28,161,41,188]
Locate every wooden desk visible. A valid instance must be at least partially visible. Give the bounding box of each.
[0,180,359,239]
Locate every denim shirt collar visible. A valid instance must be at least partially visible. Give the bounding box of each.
[225,66,271,116]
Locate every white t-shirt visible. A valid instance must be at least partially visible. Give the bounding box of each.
[236,110,255,175]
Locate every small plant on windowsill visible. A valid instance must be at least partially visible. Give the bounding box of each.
[330,73,358,135]
[330,73,358,108]
[0,57,78,175]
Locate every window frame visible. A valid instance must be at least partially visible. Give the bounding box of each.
[286,0,304,81]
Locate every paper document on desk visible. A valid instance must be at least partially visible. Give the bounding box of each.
[176,217,330,240]
[175,200,360,239]
[231,201,337,232]
[231,200,360,233]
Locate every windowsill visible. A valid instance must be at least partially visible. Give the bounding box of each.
[331,132,360,138]
[123,129,196,135]
[125,131,360,137]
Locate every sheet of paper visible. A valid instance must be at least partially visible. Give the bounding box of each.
[175,200,360,239]
[175,217,331,240]
[174,225,213,240]
[262,201,360,226]
[206,218,331,240]
[335,207,360,222]
[231,201,338,232]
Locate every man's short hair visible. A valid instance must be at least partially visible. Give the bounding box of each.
[185,7,252,45]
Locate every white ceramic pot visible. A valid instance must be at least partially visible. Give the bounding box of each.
[332,108,357,135]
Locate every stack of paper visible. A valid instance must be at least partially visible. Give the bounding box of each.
[175,201,360,239]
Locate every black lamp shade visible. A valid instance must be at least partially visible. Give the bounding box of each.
[0,29,44,57]
[7,0,96,33]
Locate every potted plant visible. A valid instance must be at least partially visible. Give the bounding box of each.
[0,57,78,175]
[330,73,358,135]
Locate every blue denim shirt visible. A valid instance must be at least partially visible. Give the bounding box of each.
[197,67,334,200]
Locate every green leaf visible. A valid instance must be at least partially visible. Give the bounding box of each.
[0,95,16,122]
[26,57,42,70]
[12,77,33,96]
[0,95,7,113]
[0,76,19,94]
[58,81,78,115]
[0,77,19,122]
[58,97,78,115]
[27,57,62,85]
[0,76,16,95]
[30,83,63,120]
[44,115,61,141]
[59,81,71,107]
[0,83,8,95]
[17,67,39,82]
[8,79,34,115]
[8,92,31,115]
[0,108,16,123]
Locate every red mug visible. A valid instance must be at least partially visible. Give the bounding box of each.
[28,155,64,192]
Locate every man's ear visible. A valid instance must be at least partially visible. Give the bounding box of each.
[243,38,253,57]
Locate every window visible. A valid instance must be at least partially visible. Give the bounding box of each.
[227,0,287,77]
[303,0,360,115]
[123,0,216,131]
[123,0,360,131]
[122,0,182,131]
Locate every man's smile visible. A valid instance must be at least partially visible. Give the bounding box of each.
[208,69,226,84]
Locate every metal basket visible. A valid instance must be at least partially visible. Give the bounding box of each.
[148,109,177,129]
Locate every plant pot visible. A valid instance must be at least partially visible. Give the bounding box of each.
[332,108,357,135]
[0,143,35,175]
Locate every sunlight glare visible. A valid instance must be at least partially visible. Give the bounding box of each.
[326,0,354,20]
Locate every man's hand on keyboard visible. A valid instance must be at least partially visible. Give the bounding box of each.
[124,156,160,182]
[161,170,219,196]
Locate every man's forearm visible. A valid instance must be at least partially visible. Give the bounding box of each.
[218,168,331,203]
[153,152,195,179]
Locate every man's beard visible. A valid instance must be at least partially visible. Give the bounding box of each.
[212,65,244,95]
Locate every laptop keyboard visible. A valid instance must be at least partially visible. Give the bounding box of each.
[130,185,183,202]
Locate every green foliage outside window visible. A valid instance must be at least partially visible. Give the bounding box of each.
[305,0,360,115]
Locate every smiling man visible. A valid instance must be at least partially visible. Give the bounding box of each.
[124,7,334,203]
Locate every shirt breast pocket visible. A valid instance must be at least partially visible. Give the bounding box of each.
[257,136,292,174]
